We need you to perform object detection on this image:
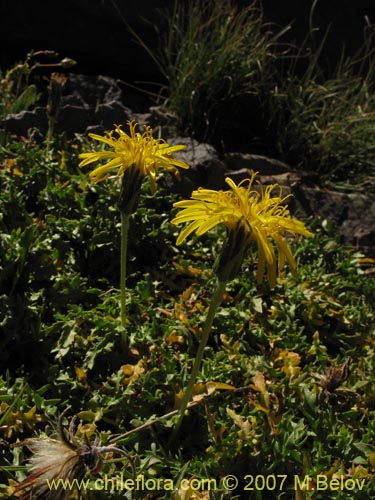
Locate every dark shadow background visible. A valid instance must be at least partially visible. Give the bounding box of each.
[1,0,375,83]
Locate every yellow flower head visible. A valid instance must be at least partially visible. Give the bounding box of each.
[79,121,189,191]
[171,173,312,286]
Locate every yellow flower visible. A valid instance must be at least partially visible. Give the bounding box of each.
[79,120,189,191]
[171,173,312,286]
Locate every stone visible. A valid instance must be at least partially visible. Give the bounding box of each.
[226,160,375,257]
[294,186,375,256]
[166,137,226,196]
[95,101,132,130]
[57,105,91,135]
[1,70,374,257]
[224,152,290,176]
[133,106,181,139]
[1,107,47,136]
[0,73,132,137]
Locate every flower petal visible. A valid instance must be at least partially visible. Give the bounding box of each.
[172,172,312,285]
[79,122,189,189]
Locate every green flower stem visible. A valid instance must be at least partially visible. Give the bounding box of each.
[171,279,227,440]
[120,211,130,336]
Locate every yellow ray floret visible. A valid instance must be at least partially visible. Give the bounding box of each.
[79,121,189,191]
[171,173,312,287]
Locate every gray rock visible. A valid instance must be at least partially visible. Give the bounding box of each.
[166,137,226,196]
[0,74,131,137]
[65,74,124,107]
[133,106,181,138]
[60,94,88,108]
[1,107,47,136]
[225,169,303,188]
[293,186,375,256]
[226,159,375,257]
[95,101,132,130]
[57,105,91,135]
[224,152,290,175]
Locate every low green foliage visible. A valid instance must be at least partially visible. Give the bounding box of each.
[0,131,375,499]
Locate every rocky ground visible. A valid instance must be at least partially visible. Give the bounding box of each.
[1,73,374,257]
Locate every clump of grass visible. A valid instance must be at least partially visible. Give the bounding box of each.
[130,0,375,183]
[266,22,375,183]
[135,0,282,141]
